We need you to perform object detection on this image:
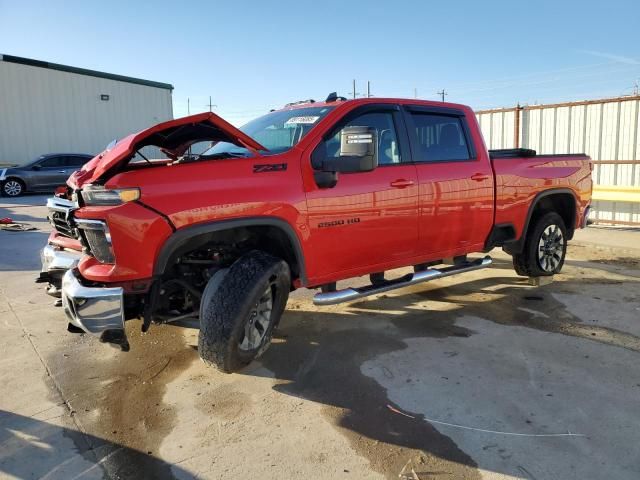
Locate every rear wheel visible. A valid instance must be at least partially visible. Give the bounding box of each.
[2,179,24,197]
[513,212,567,277]
[198,250,290,373]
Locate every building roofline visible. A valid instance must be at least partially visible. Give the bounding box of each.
[476,95,640,114]
[0,54,173,91]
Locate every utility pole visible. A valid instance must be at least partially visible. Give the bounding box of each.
[437,89,448,102]
[367,81,371,98]
[352,79,357,99]
[205,96,217,112]
[187,98,190,115]
[414,87,418,99]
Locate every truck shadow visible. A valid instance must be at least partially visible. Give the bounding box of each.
[250,263,640,478]
[0,409,194,480]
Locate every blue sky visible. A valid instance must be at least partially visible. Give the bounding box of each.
[1,0,639,125]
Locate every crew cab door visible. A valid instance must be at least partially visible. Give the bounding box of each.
[403,106,494,257]
[303,104,419,283]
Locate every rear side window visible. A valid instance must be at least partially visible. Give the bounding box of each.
[64,156,88,167]
[410,113,471,162]
[39,156,64,167]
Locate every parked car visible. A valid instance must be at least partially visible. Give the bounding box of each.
[1,153,93,197]
[39,95,592,372]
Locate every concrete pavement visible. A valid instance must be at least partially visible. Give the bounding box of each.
[1,194,639,479]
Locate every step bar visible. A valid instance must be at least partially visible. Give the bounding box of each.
[313,256,492,306]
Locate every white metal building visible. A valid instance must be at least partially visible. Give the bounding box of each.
[477,96,640,225]
[0,54,173,165]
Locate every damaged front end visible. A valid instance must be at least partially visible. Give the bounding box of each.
[38,195,129,350]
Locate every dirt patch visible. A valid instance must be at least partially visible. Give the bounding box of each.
[47,319,198,479]
[593,257,640,268]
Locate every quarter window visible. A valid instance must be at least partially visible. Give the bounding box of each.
[410,113,471,162]
[324,112,402,166]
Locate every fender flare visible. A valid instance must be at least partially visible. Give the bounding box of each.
[153,216,308,286]
[504,188,579,254]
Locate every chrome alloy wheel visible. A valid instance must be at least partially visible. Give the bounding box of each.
[537,224,564,272]
[238,285,273,351]
[3,180,23,196]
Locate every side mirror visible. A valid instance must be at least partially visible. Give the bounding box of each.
[320,126,378,174]
[32,164,42,171]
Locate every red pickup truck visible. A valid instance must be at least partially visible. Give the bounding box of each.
[39,95,592,372]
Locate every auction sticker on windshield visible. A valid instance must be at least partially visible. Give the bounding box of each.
[285,116,320,125]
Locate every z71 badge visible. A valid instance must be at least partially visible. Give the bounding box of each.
[253,163,287,173]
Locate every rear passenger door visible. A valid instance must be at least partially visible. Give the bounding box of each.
[304,104,420,281]
[404,106,493,257]
[33,156,69,189]
[64,155,89,176]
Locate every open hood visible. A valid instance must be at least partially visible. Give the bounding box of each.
[68,112,266,189]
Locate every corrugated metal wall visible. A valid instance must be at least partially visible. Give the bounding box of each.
[0,60,173,165]
[477,96,640,225]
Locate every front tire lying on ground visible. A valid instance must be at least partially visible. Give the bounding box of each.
[512,211,568,277]
[198,250,290,373]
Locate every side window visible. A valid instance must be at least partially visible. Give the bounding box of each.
[324,112,402,166]
[64,156,86,167]
[410,113,471,162]
[39,156,64,168]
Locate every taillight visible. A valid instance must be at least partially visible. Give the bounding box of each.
[75,219,115,263]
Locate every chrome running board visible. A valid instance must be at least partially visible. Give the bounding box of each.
[313,256,492,306]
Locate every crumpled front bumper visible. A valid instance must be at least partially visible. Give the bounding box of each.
[40,245,128,349]
[61,269,125,336]
[38,244,82,297]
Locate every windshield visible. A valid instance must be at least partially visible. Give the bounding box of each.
[201,106,334,158]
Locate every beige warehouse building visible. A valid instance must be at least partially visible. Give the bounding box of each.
[0,54,173,166]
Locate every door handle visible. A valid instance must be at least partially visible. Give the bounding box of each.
[390,179,415,188]
[470,173,490,182]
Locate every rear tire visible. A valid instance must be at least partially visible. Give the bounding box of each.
[1,179,25,197]
[513,212,567,277]
[198,250,290,373]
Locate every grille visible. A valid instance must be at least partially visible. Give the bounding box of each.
[50,211,74,237]
[46,197,77,238]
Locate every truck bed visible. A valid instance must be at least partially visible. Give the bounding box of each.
[490,149,592,240]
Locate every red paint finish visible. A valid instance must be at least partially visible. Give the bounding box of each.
[61,98,591,288]
[493,155,592,238]
[74,202,173,282]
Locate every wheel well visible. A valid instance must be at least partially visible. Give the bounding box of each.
[503,191,577,255]
[3,176,25,187]
[158,224,303,285]
[530,193,576,239]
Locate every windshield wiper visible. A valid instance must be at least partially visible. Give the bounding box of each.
[199,152,250,160]
[136,150,152,165]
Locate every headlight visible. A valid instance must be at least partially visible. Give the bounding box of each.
[75,219,115,263]
[81,185,140,206]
